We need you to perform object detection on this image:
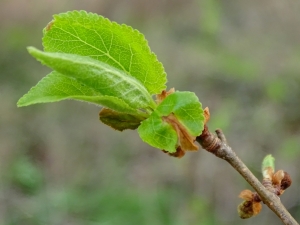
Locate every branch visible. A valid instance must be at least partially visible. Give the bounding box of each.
[196,125,299,225]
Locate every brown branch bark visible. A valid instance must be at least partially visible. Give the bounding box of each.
[196,125,299,225]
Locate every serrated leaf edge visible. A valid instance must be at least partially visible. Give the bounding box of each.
[42,10,167,95]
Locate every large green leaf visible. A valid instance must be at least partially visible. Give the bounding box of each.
[138,91,205,152]
[18,47,155,115]
[43,10,167,94]
[17,71,140,115]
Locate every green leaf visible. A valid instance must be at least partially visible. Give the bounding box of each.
[138,92,204,152]
[262,154,275,170]
[18,71,140,114]
[43,10,167,95]
[262,154,275,179]
[20,47,155,114]
[139,112,178,152]
[99,108,143,131]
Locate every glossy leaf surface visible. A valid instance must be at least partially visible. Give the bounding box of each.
[43,10,167,95]
[18,47,154,116]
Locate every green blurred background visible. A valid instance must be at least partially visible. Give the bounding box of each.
[1,0,300,224]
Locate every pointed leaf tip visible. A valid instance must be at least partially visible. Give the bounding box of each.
[24,47,154,112]
[262,154,275,171]
[262,154,275,179]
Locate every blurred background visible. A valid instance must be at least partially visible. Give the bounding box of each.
[1,0,300,224]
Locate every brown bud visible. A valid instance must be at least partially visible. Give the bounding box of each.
[272,170,285,186]
[238,190,262,219]
[281,171,292,190]
[263,167,274,180]
[238,200,262,219]
[239,189,253,201]
[270,170,292,195]
[252,202,262,216]
[238,200,253,219]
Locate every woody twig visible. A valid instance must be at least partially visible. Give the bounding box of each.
[196,108,298,225]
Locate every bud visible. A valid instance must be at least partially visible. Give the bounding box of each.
[238,190,262,219]
[272,170,285,185]
[238,200,262,219]
[271,170,292,195]
[262,154,275,180]
[239,189,253,201]
[281,171,292,191]
[237,155,292,219]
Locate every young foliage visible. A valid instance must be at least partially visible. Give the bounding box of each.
[17,10,205,155]
[262,154,275,179]
[23,47,154,115]
[138,91,204,153]
[42,10,166,95]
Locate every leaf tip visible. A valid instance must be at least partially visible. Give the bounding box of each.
[262,154,275,179]
[27,46,39,56]
[27,45,37,51]
[16,98,26,107]
[262,154,275,170]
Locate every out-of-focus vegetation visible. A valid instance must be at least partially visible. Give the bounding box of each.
[1,0,300,224]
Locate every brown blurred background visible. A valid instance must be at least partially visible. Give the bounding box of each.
[1,0,300,224]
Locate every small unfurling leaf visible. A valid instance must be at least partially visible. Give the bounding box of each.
[262,154,275,180]
[138,91,204,155]
[99,108,144,131]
